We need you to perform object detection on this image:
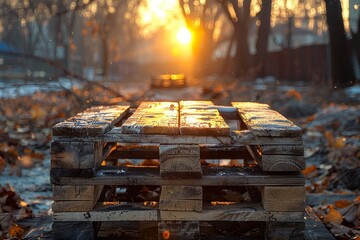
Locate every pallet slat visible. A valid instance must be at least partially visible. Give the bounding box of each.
[180,101,230,136]
[121,102,179,135]
[53,105,130,137]
[232,102,302,137]
[53,203,304,222]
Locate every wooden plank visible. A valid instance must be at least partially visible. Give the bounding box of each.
[52,105,130,137]
[120,102,179,135]
[51,141,103,169]
[257,155,305,172]
[54,130,233,144]
[261,186,305,212]
[53,202,304,222]
[179,100,230,136]
[232,130,303,145]
[56,166,305,186]
[259,145,304,155]
[160,145,202,179]
[158,221,200,240]
[108,144,252,160]
[159,186,202,212]
[52,186,103,212]
[53,185,97,201]
[232,102,302,137]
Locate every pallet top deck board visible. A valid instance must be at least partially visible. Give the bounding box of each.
[52,105,130,137]
[179,101,230,136]
[232,102,302,137]
[120,102,179,135]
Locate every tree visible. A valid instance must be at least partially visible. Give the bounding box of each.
[179,0,226,76]
[325,0,355,88]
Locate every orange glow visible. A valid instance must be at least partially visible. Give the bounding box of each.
[162,230,170,240]
[176,27,192,45]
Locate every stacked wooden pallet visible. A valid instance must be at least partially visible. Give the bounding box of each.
[150,74,187,88]
[51,101,307,239]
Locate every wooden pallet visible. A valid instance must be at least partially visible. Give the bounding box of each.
[150,74,187,88]
[51,101,306,239]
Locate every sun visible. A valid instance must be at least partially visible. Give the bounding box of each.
[176,27,192,45]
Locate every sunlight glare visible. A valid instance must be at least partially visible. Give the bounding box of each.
[176,27,192,45]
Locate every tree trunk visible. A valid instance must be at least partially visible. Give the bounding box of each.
[101,34,109,77]
[234,26,250,76]
[325,0,355,88]
[255,0,272,78]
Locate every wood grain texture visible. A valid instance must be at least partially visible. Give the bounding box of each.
[53,202,304,222]
[52,186,103,212]
[160,145,202,179]
[52,105,130,137]
[54,129,233,144]
[258,155,305,172]
[158,221,200,240]
[51,141,103,169]
[120,102,179,135]
[261,186,305,212]
[179,101,230,136]
[159,185,203,212]
[259,145,304,155]
[232,102,302,137]
[53,185,96,201]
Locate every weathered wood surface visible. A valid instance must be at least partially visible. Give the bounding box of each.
[51,141,103,169]
[158,221,200,240]
[257,155,305,172]
[232,102,302,137]
[179,101,230,136]
[52,105,130,137]
[55,166,305,186]
[159,185,203,212]
[120,102,179,135]
[251,143,305,172]
[52,186,103,212]
[108,144,252,160]
[160,145,202,179]
[261,186,305,212]
[53,128,303,145]
[53,185,98,201]
[53,202,304,222]
[259,145,304,155]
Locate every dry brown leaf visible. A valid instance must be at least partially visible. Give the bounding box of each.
[286,89,302,100]
[324,205,343,224]
[8,224,25,238]
[335,199,352,208]
[302,165,317,177]
[0,156,5,173]
[30,105,47,121]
